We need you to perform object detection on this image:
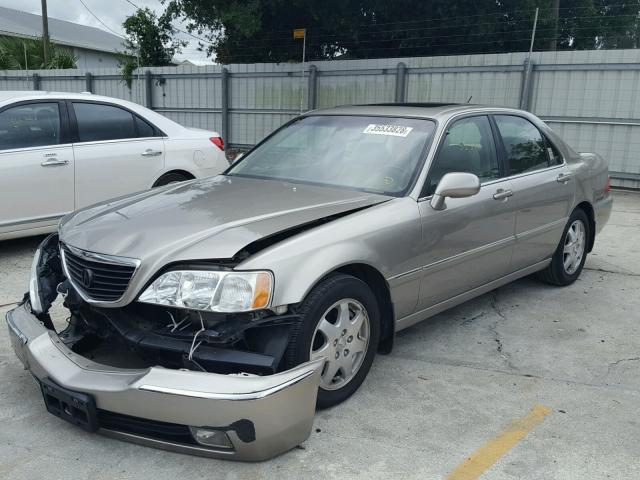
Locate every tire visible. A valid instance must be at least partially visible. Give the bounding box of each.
[537,208,590,286]
[284,273,380,409]
[152,172,193,187]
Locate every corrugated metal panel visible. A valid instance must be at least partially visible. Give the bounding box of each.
[0,50,639,186]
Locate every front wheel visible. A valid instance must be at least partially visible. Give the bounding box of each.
[283,274,380,409]
[538,208,590,286]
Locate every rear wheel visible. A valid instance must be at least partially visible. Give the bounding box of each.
[538,208,590,286]
[284,274,380,409]
[152,171,193,187]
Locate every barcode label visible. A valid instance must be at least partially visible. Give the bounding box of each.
[362,124,413,137]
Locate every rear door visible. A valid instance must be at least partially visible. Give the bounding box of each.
[69,101,165,208]
[417,114,517,310]
[492,115,574,271]
[0,101,74,236]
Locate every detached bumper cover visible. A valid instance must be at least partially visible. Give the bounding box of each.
[6,302,323,461]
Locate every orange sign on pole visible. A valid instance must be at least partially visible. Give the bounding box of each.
[293,28,306,39]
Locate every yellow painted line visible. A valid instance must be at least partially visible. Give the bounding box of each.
[444,404,553,480]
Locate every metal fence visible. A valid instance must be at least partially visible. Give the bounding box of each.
[1,48,640,188]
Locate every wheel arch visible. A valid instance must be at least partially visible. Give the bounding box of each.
[327,263,395,354]
[152,169,196,188]
[575,201,595,252]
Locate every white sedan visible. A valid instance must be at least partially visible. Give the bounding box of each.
[0,91,229,241]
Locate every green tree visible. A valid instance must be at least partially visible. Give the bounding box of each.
[162,0,640,63]
[0,36,76,70]
[121,7,185,87]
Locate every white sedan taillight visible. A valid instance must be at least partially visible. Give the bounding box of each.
[210,136,224,151]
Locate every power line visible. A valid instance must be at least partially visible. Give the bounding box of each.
[121,0,216,46]
[157,2,640,41]
[208,12,640,52]
[112,1,639,61]
[77,0,125,38]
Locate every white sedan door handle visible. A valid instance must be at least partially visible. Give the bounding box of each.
[557,172,573,183]
[493,188,514,200]
[141,149,163,157]
[41,158,69,167]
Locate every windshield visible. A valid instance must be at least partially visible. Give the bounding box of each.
[227,115,436,196]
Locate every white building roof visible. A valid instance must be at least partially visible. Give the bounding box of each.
[0,6,124,54]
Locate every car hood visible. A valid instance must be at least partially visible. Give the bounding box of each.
[59,175,389,268]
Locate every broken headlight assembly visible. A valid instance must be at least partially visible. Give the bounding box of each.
[138,269,273,313]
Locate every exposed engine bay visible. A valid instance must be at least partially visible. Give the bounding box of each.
[33,234,298,376]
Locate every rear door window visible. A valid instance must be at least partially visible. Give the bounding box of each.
[0,102,61,150]
[73,102,137,142]
[494,115,552,175]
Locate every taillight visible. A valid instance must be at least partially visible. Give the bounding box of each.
[210,136,224,151]
[604,176,611,194]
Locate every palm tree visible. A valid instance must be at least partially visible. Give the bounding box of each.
[0,36,76,70]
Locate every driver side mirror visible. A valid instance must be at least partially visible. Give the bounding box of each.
[430,172,481,211]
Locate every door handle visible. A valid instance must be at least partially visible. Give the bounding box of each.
[557,172,573,183]
[41,158,69,167]
[493,189,513,200]
[141,149,163,157]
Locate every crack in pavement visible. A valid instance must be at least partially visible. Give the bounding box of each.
[606,357,640,376]
[460,311,486,326]
[488,291,516,370]
[584,267,640,277]
[389,351,640,393]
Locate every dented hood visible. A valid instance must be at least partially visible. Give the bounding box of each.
[59,175,389,266]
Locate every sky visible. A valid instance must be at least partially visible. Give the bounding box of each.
[0,0,212,62]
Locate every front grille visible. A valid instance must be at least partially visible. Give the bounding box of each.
[62,245,137,302]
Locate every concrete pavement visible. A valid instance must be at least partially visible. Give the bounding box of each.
[1,191,639,479]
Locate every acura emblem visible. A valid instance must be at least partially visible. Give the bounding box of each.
[81,268,94,288]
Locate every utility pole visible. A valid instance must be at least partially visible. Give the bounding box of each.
[549,0,560,51]
[293,28,306,113]
[41,0,50,64]
[528,7,539,59]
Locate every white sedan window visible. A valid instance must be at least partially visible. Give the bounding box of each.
[0,103,60,150]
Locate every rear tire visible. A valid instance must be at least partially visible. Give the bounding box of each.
[283,274,380,409]
[538,208,590,286]
[152,172,193,187]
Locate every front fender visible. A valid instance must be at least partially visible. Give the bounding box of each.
[238,198,423,315]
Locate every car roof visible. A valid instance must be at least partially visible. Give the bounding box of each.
[307,103,523,120]
[0,90,196,136]
[0,90,115,104]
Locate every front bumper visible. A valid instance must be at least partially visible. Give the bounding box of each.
[6,302,323,461]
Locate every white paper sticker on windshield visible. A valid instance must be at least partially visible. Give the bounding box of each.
[362,124,413,137]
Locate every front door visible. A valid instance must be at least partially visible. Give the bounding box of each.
[0,101,74,236]
[417,115,516,311]
[492,115,575,271]
[70,101,165,208]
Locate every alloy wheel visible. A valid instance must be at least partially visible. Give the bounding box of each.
[563,219,586,275]
[309,298,370,391]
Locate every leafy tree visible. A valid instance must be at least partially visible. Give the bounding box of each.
[0,36,76,69]
[121,7,185,87]
[162,0,640,63]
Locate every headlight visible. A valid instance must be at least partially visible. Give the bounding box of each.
[29,247,44,314]
[138,270,273,313]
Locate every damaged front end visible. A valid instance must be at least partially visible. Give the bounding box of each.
[7,234,323,461]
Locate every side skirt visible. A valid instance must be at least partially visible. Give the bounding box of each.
[394,259,551,332]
